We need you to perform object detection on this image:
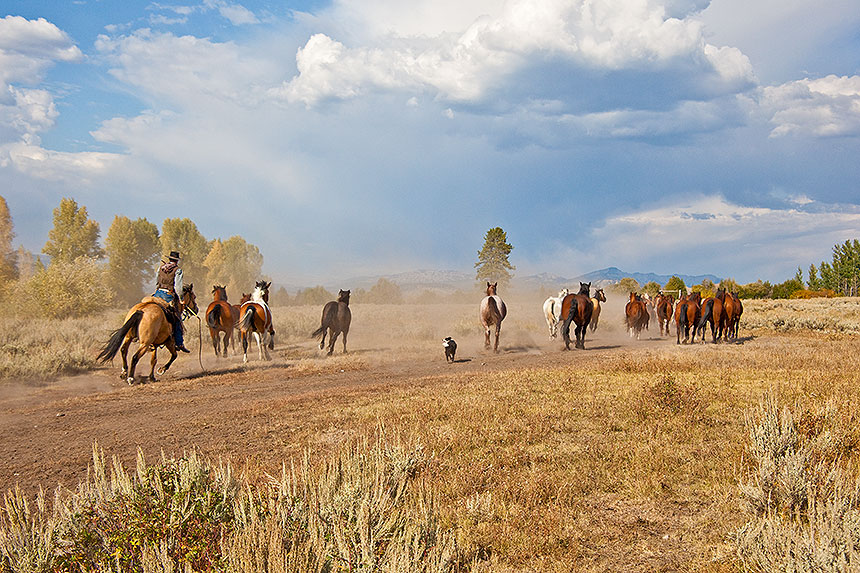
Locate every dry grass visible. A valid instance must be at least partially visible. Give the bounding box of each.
[741,297,860,334]
[5,297,860,570]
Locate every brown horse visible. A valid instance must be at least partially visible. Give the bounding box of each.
[674,292,702,344]
[239,280,273,362]
[480,282,507,352]
[312,289,352,355]
[589,288,606,332]
[730,292,743,338]
[97,284,197,384]
[625,292,649,340]
[718,288,738,341]
[698,291,725,343]
[560,282,593,350]
[655,293,674,337]
[206,285,235,357]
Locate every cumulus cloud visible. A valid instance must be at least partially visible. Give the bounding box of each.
[278,0,756,110]
[0,140,118,182]
[761,75,860,137]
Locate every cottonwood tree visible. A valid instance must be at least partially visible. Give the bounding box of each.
[361,278,403,304]
[616,277,640,294]
[203,236,264,296]
[42,198,103,264]
[160,218,210,282]
[105,216,161,305]
[0,196,18,291]
[475,227,515,288]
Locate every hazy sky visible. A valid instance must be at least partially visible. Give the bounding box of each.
[1,0,859,285]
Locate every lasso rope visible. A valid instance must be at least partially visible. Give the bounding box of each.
[182,306,206,373]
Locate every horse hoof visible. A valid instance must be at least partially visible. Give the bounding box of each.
[156,368,166,375]
[126,377,135,385]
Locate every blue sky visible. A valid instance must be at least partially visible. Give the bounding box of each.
[1,0,859,285]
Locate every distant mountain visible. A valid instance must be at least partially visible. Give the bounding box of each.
[517,266,722,289]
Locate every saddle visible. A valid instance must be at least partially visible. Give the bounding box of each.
[139,296,179,325]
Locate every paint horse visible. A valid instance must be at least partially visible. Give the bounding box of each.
[480,282,507,352]
[205,285,235,357]
[560,282,593,350]
[543,288,569,340]
[239,280,273,362]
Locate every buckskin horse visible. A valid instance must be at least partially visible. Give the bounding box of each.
[560,282,593,350]
[674,292,702,344]
[655,293,674,337]
[480,282,507,352]
[312,289,352,355]
[543,288,569,340]
[206,285,235,357]
[625,292,649,340]
[239,280,273,362]
[97,283,197,384]
[589,288,606,332]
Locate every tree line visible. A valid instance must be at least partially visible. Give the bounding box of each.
[0,196,264,317]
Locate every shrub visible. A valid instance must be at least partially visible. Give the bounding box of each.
[25,257,113,318]
[733,394,860,571]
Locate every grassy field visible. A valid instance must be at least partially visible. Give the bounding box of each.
[2,298,860,570]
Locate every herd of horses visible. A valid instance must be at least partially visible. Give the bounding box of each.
[98,279,744,384]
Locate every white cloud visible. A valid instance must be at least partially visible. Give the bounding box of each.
[761,75,860,137]
[1,140,118,182]
[280,0,756,108]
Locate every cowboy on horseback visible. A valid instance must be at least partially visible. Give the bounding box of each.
[153,250,190,353]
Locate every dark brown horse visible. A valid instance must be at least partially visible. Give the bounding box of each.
[674,292,702,344]
[206,285,235,357]
[655,293,674,337]
[312,289,352,355]
[239,280,273,362]
[97,283,197,384]
[625,292,649,340]
[560,282,593,350]
[480,282,507,352]
[589,288,606,332]
[730,292,743,338]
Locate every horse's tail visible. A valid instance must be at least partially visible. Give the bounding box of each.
[240,306,256,332]
[562,297,578,339]
[678,302,688,330]
[698,299,714,330]
[206,304,221,329]
[97,311,143,363]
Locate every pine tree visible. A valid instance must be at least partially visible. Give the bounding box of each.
[474,227,515,287]
[42,198,103,264]
[807,264,821,290]
[663,276,687,297]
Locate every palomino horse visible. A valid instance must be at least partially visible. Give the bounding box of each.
[589,288,606,332]
[560,282,593,350]
[480,282,507,352]
[625,292,649,339]
[674,292,702,344]
[542,288,569,340]
[97,284,197,384]
[239,281,273,362]
[698,291,725,343]
[205,285,235,357]
[312,289,352,355]
[655,293,674,337]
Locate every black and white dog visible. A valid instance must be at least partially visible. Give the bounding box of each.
[442,337,457,363]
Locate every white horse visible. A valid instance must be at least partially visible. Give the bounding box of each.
[542,288,569,340]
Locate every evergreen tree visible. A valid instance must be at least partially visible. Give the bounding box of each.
[42,198,103,264]
[105,216,161,305]
[475,227,515,287]
[663,276,687,297]
[0,196,18,289]
[807,264,821,290]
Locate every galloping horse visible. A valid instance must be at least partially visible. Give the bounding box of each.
[655,293,674,337]
[480,282,507,352]
[625,292,649,340]
[718,288,738,341]
[674,292,702,344]
[239,281,273,362]
[698,291,725,343]
[560,282,593,350]
[312,289,352,355]
[205,285,235,357]
[97,284,197,384]
[589,288,606,332]
[542,288,569,340]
